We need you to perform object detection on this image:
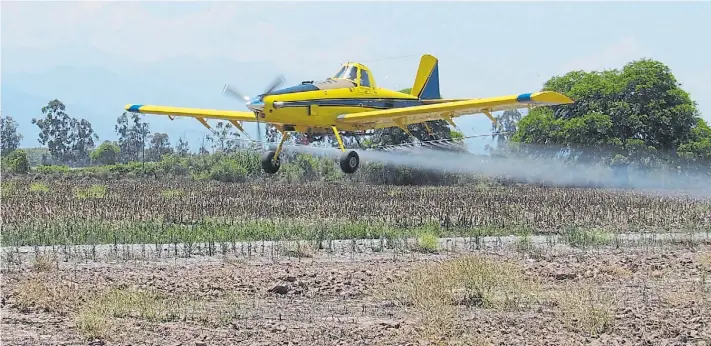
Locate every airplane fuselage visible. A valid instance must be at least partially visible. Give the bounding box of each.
[245,78,424,135]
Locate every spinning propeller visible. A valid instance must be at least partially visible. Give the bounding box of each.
[221,75,285,144]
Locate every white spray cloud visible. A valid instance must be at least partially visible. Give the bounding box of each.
[279,140,711,199]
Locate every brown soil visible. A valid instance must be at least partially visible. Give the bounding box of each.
[2,244,710,346]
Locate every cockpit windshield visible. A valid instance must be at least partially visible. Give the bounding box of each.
[332,65,358,81]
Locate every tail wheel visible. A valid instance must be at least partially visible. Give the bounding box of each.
[339,150,359,174]
[261,150,280,174]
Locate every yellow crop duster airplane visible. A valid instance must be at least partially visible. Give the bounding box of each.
[125,54,573,174]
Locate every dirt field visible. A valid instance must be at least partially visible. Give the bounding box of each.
[3,179,710,345]
[3,238,710,346]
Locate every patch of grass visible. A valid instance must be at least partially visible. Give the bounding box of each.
[29,182,50,193]
[447,256,538,310]
[554,282,617,335]
[512,234,544,259]
[562,227,613,249]
[600,264,633,279]
[280,241,314,258]
[14,273,244,341]
[13,275,81,316]
[383,255,540,343]
[31,253,56,272]
[85,288,180,322]
[700,252,711,270]
[75,310,111,340]
[1,180,18,197]
[76,287,243,330]
[75,184,107,199]
[160,188,185,198]
[414,232,439,253]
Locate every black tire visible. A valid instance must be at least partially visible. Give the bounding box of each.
[261,150,280,174]
[339,150,359,174]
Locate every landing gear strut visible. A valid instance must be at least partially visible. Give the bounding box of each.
[261,128,289,174]
[332,126,359,174]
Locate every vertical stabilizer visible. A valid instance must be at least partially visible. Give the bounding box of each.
[410,54,441,100]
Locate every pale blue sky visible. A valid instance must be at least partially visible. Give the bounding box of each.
[2,1,710,151]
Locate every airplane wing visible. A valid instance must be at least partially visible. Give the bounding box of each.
[336,91,573,128]
[124,104,256,122]
[124,104,258,133]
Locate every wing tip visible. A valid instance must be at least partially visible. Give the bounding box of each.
[518,92,574,105]
[125,104,144,112]
[516,93,533,103]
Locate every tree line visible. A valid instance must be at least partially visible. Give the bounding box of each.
[0,87,461,177]
[2,58,709,186]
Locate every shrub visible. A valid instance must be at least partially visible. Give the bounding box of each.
[3,149,30,174]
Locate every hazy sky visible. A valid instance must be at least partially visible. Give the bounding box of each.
[2,1,710,150]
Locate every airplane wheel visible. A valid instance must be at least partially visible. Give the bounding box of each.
[339,150,359,174]
[261,150,280,174]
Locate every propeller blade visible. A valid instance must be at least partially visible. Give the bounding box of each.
[221,75,284,150]
[222,84,250,102]
[257,121,262,144]
[262,75,285,95]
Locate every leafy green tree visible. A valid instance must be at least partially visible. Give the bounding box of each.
[0,115,23,156]
[175,135,190,157]
[492,109,522,143]
[116,112,150,162]
[32,100,98,165]
[147,133,173,161]
[69,118,99,165]
[206,122,240,153]
[677,118,711,172]
[512,58,706,170]
[32,100,73,163]
[91,141,121,165]
[198,135,211,155]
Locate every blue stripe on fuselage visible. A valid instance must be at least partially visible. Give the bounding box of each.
[278,98,423,109]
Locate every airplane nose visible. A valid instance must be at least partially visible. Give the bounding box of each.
[246,97,264,112]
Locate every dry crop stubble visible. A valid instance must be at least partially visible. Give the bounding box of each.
[3,178,711,252]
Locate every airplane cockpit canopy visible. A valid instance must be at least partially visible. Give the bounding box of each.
[332,64,359,82]
[330,63,374,88]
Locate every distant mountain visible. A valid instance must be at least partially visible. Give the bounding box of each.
[2,56,285,151]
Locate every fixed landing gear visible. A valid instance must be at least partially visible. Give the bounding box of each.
[339,150,359,174]
[261,148,360,175]
[260,126,361,175]
[261,150,281,174]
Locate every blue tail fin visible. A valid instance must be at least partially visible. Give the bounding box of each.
[410,54,441,100]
